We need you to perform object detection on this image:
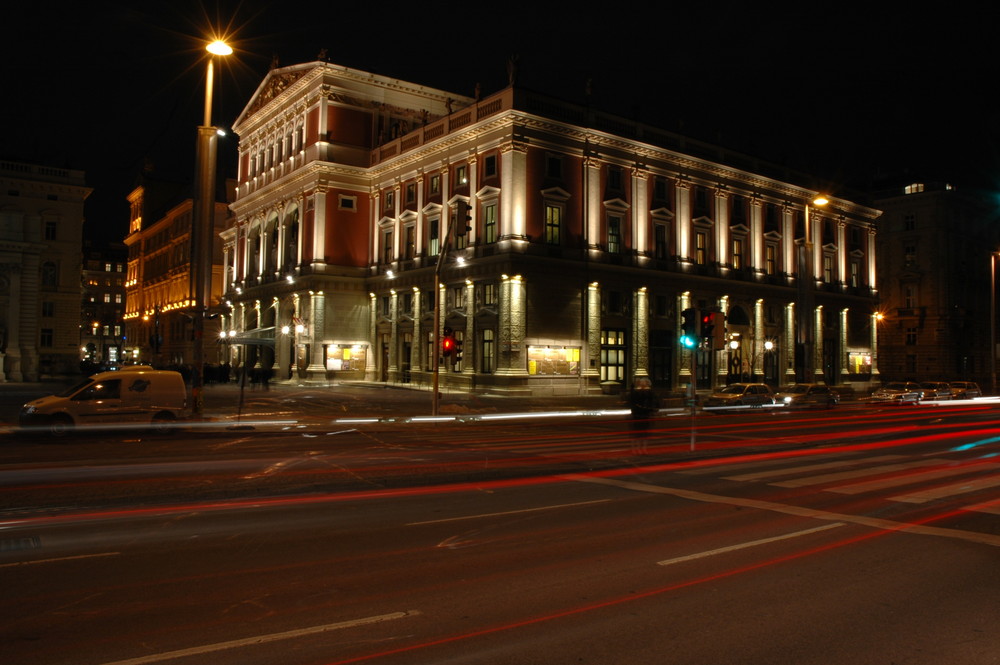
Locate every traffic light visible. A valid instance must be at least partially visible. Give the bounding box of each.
[701,311,715,345]
[442,326,455,357]
[454,337,464,362]
[454,200,472,237]
[680,308,698,349]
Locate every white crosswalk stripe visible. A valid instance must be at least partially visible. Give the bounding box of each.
[704,453,1000,515]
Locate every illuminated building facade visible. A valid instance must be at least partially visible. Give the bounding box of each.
[80,241,127,370]
[0,160,89,381]
[874,181,994,385]
[225,61,881,395]
[123,177,230,369]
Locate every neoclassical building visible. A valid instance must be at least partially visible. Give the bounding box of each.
[223,61,882,396]
[0,160,89,381]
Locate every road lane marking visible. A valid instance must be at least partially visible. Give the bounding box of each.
[565,474,1000,547]
[891,473,1000,503]
[830,462,999,495]
[770,459,945,487]
[724,455,904,481]
[98,611,421,665]
[0,551,120,568]
[407,499,612,525]
[657,523,844,566]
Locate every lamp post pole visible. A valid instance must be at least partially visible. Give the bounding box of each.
[992,252,998,395]
[191,40,231,416]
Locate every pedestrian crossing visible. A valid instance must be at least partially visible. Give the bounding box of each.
[680,451,1000,514]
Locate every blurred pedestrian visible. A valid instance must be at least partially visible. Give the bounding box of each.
[628,377,659,454]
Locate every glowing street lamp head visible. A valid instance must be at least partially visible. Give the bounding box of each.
[206,40,233,56]
[812,195,829,207]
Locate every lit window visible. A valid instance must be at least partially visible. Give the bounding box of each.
[545,204,562,245]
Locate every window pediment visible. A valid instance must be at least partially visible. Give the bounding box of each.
[541,186,571,202]
[650,207,674,221]
[764,230,782,241]
[691,215,714,228]
[377,215,395,228]
[422,202,443,215]
[729,223,750,234]
[477,185,501,200]
[603,197,629,212]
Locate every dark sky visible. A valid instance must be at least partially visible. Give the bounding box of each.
[3,2,998,244]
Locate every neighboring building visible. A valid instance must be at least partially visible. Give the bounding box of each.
[0,159,90,381]
[80,241,127,371]
[874,181,996,388]
[223,62,881,396]
[123,174,231,370]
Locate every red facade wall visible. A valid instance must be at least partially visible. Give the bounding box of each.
[328,107,373,149]
[324,191,370,267]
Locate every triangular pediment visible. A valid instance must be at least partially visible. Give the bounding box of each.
[235,62,318,128]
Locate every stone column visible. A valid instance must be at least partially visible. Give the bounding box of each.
[497,275,527,375]
[306,290,327,381]
[631,287,649,379]
[784,303,796,382]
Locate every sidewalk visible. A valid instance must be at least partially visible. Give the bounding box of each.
[197,379,633,426]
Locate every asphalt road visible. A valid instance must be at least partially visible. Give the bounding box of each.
[4,401,1000,663]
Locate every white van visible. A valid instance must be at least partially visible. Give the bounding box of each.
[20,366,188,435]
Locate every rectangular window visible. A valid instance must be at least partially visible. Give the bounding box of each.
[430,175,441,194]
[850,262,860,287]
[546,156,562,179]
[906,327,918,345]
[455,165,468,186]
[607,215,622,254]
[696,232,707,265]
[482,282,498,306]
[654,223,668,260]
[103,293,111,303]
[608,166,622,191]
[904,285,916,308]
[823,255,833,283]
[765,245,776,275]
[481,329,495,374]
[40,328,54,347]
[384,191,394,211]
[600,329,627,383]
[484,154,497,178]
[41,301,54,317]
[483,203,497,243]
[527,346,580,376]
[44,221,57,241]
[732,238,743,269]
[545,204,561,245]
[404,225,415,260]
[429,218,440,256]
[453,286,465,309]
[382,229,393,264]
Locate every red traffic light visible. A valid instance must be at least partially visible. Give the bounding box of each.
[442,336,455,356]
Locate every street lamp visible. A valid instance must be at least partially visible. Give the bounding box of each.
[797,195,828,382]
[992,252,999,395]
[191,38,232,415]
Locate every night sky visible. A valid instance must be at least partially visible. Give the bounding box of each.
[3,1,997,245]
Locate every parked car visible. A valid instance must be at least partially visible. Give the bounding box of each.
[704,383,776,408]
[775,383,839,408]
[870,381,923,404]
[950,381,982,399]
[919,381,952,400]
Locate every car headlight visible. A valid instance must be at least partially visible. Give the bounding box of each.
[783,396,792,403]
[22,405,36,415]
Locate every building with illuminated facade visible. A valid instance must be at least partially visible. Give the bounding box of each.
[123,176,230,369]
[80,241,127,370]
[0,159,89,381]
[223,61,882,395]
